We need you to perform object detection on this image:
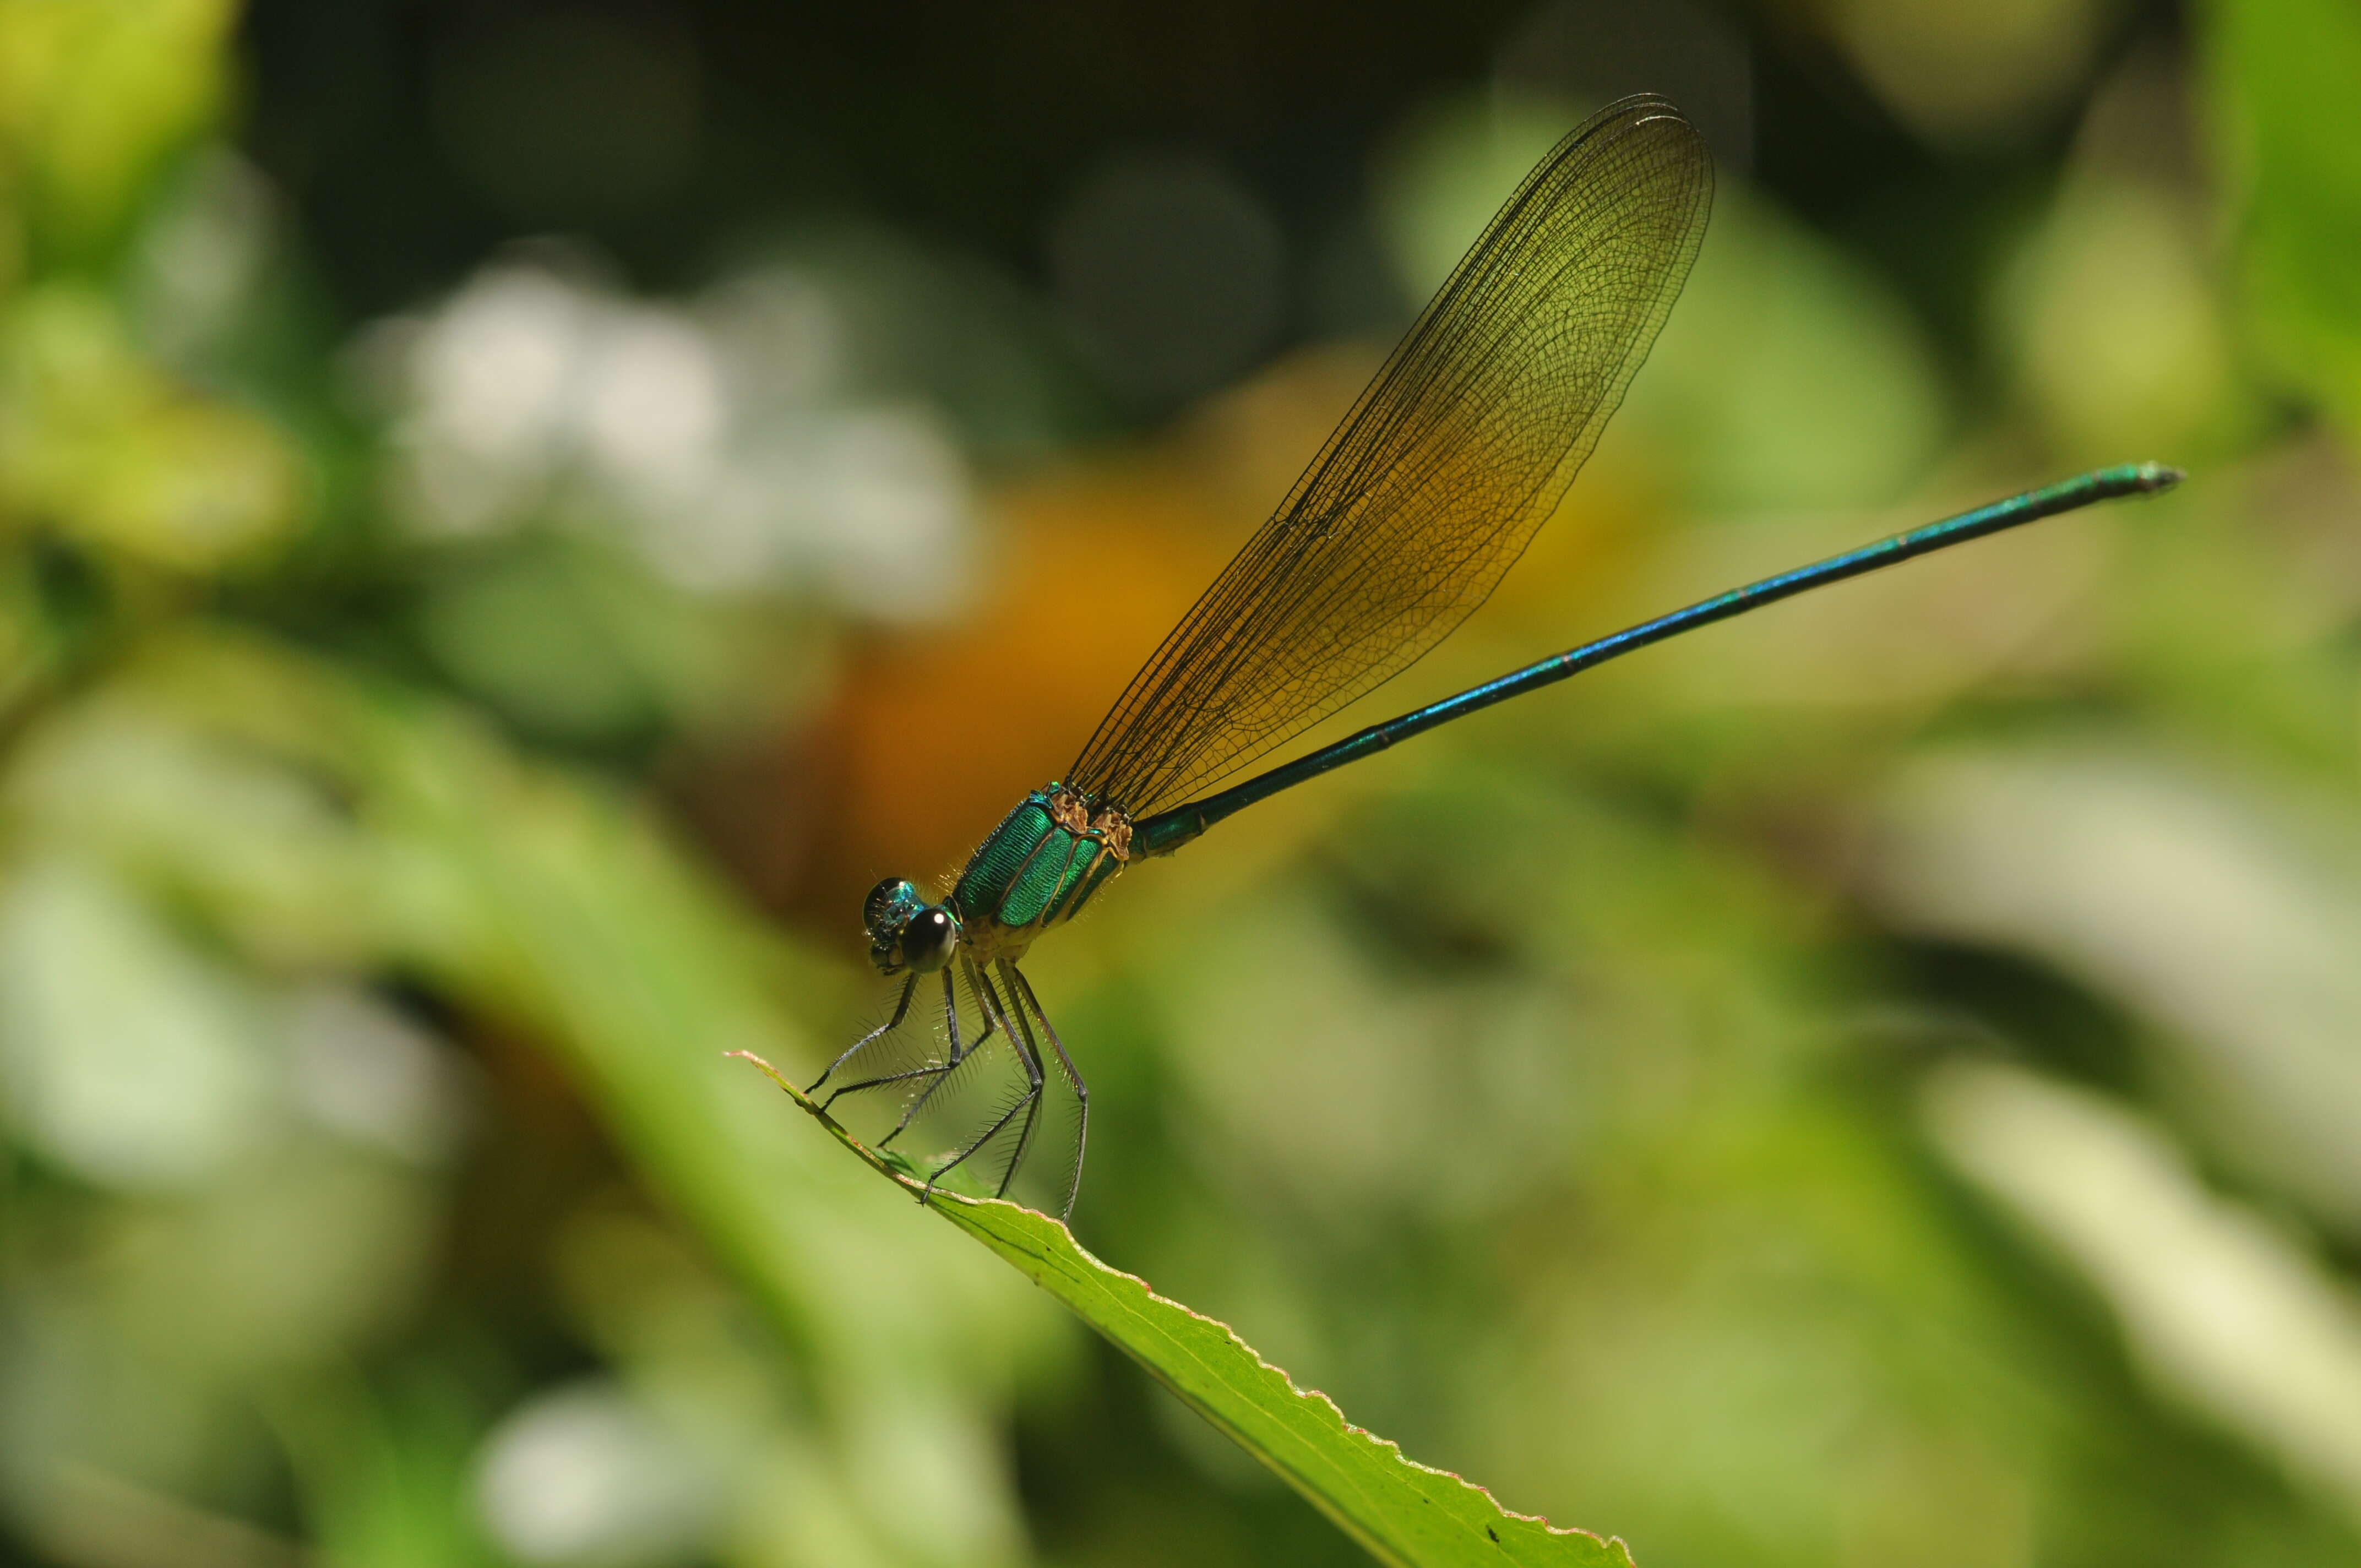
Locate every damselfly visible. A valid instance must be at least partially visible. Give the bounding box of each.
[810,94,2180,1218]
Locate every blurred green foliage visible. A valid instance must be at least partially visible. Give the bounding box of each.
[2204,0,2361,442]
[2,2,2360,1567]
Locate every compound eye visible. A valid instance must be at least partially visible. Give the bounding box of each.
[863,878,920,941]
[900,907,958,973]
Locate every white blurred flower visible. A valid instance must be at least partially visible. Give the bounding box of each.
[701,405,971,612]
[374,259,976,620]
[396,267,589,533]
[0,859,277,1188]
[476,1381,720,1567]
[701,268,847,411]
[576,308,727,516]
[285,983,474,1166]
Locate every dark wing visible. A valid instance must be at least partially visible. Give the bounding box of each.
[1067,94,1711,817]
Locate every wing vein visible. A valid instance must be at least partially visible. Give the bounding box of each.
[1069,95,1712,816]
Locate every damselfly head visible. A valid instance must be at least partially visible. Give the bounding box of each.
[861,876,958,974]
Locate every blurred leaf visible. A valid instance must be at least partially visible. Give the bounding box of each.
[265,1369,503,1568]
[0,0,237,263]
[736,1053,1636,1568]
[1996,178,2252,466]
[1865,744,2361,1231]
[1625,184,1947,510]
[1927,1060,2361,1530]
[415,533,792,745]
[1374,91,1575,304]
[2204,0,2361,442]
[1805,0,2123,146]
[11,625,1043,1566]
[0,285,305,568]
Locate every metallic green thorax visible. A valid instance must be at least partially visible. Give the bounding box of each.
[950,783,1129,955]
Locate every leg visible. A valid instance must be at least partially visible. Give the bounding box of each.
[822,970,957,1116]
[881,967,978,1147]
[823,1061,948,1108]
[924,962,1044,1202]
[809,974,915,1095]
[824,961,1011,1123]
[1008,965,1087,1221]
[981,965,1046,1198]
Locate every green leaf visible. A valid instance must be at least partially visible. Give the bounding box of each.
[0,0,239,262]
[2204,0,2361,440]
[0,286,306,569]
[733,1052,1638,1568]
